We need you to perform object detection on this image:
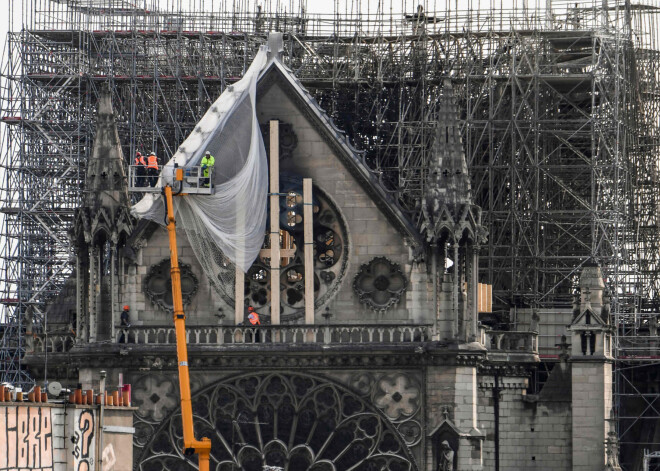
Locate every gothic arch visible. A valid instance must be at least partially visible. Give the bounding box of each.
[136,371,419,471]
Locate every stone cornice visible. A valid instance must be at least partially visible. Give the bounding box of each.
[25,341,488,371]
[478,362,535,377]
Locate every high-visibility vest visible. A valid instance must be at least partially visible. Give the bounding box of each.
[201,154,215,178]
[147,154,158,169]
[134,156,146,166]
[248,311,260,325]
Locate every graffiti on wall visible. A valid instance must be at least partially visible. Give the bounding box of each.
[101,444,116,471]
[0,406,53,471]
[72,409,95,471]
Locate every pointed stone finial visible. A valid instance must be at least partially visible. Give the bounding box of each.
[572,291,580,320]
[267,32,284,62]
[84,89,130,212]
[428,80,472,208]
[583,287,592,311]
[421,79,482,243]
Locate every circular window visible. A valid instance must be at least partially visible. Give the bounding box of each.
[242,175,348,323]
[143,259,199,312]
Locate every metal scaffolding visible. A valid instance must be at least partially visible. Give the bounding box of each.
[2,0,660,467]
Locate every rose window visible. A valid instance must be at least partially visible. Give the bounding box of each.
[244,174,348,322]
[143,259,199,312]
[353,257,407,312]
[136,372,417,471]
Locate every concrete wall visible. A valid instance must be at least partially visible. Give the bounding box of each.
[0,403,134,471]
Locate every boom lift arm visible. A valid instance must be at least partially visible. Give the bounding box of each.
[163,179,212,470]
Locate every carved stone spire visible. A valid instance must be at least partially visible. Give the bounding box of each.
[430,78,472,210]
[423,80,487,344]
[72,89,134,343]
[421,79,484,245]
[84,90,130,215]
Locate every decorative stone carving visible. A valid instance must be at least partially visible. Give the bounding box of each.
[430,422,459,471]
[438,441,454,471]
[353,257,407,312]
[260,120,298,160]
[131,374,179,422]
[343,371,423,447]
[143,258,198,312]
[374,374,420,420]
[135,372,417,470]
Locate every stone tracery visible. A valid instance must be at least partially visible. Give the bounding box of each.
[353,257,407,313]
[136,372,417,471]
[244,177,349,322]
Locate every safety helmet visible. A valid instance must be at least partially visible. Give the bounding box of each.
[248,306,254,311]
[123,305,129,310]
[136,151,142,156]
[205,151,211,156]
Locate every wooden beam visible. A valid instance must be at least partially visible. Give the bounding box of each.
[235,268,244,325]
[303,178,314,325]
[269,120,280,325]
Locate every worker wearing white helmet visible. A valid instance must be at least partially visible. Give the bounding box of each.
[201,150,215,187]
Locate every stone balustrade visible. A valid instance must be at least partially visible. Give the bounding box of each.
[485,330,538,354]
[30,333,75,353]
[116,324,432,346]
[27,327,541,354]
[28,324,432,352]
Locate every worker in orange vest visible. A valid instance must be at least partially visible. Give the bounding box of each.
[146,152,159,187]
[134,151,146,187]
[119,305,131,343]
[247,306,260,325]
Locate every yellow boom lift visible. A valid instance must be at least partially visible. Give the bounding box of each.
[129,164,213,470]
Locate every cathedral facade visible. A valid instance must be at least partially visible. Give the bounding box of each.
[26,37,617,471]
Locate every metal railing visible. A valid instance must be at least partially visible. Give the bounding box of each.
[127,165,214,194]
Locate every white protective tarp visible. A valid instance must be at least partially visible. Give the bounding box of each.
[132,46,269,273]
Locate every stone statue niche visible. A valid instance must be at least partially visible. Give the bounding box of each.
[432,424,459,471]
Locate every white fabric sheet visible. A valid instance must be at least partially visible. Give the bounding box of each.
[132,46,269,273]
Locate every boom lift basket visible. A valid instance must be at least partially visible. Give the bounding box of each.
[128,165,214,195]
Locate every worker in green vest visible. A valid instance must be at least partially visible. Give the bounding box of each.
[201,151,215,187]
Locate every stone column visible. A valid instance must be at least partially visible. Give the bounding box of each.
[471,245,479,342]
[571,360,613,471]
[110,245,117,341]
[75,252,83,341]
[453,243,459,339]
[454,365,483,469]
[88,246,97,342]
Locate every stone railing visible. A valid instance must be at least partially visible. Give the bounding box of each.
[30,333,75,353]
[115,324,432,346]
[485,330,538,354]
